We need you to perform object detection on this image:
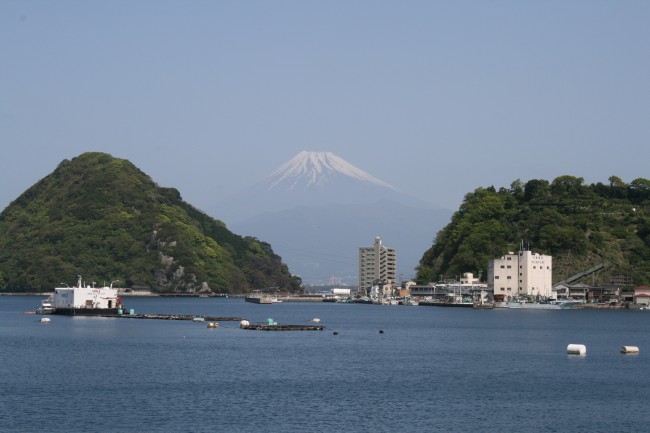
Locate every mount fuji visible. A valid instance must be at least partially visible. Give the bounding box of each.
[210,151,452,285]
[267,151,396,191]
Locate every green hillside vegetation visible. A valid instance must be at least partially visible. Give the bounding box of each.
[417,175,650,287]
[0,152,301,293]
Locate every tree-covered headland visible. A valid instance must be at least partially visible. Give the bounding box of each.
[0,152,301,293]
[417,176,650,287]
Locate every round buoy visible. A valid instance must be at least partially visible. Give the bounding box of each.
[379,330,384,334]
[567,344,586,355]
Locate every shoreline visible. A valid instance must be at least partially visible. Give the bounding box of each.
[0,292,51,296]
[0,291,226,297]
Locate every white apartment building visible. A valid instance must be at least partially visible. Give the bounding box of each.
[488,250,553,299]
[358,236,397,295]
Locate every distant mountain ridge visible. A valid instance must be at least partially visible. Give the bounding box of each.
[212,151,452,284]
[0,152,299,292]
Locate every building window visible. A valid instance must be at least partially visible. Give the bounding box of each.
[507,276,512,279]
[500,265,505,269]
[507,265,511,269]
[495,276,500,279]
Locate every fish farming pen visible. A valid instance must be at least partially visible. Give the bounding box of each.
[103,313,244,321]
[239,318,324,331]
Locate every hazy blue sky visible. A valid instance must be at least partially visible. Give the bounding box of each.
[2,1,649,215]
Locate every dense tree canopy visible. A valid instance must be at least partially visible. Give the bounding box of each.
[0,152,301,292]
[417,176,650,287]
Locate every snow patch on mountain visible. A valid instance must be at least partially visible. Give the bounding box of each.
[267,151,396,191]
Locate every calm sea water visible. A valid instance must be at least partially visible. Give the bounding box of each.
[1,296,650,433]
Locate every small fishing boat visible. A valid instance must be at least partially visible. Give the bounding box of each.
[36,299,55,315]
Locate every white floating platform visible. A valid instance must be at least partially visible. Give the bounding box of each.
[567,344,586,355]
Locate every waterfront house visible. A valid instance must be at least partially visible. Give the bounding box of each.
[587,285,620,303]
[553,283,588,301]
[634,286,650,306]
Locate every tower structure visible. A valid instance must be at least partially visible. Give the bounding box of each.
[358,236,397,295]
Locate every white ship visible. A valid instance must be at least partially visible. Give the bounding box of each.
[38,276,123,315]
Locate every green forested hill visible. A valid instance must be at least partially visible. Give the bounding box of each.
[0,152,301,292]
[417,176,650,287]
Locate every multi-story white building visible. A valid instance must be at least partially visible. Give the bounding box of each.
[488,249,552,299]
[358,236,396,295]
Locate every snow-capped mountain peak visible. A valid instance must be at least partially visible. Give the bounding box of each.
[211,150,449,284]
[267,151,396,191]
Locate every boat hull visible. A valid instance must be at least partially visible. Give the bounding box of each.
[419,301,474,308]
[507,303,561,310]
[507,301,583,310]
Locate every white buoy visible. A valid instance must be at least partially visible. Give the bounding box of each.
[567,344,586,355]
[310,318,321,323]
[621,345,639,354]
[40,317,51,323]
[240,320,250,328]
